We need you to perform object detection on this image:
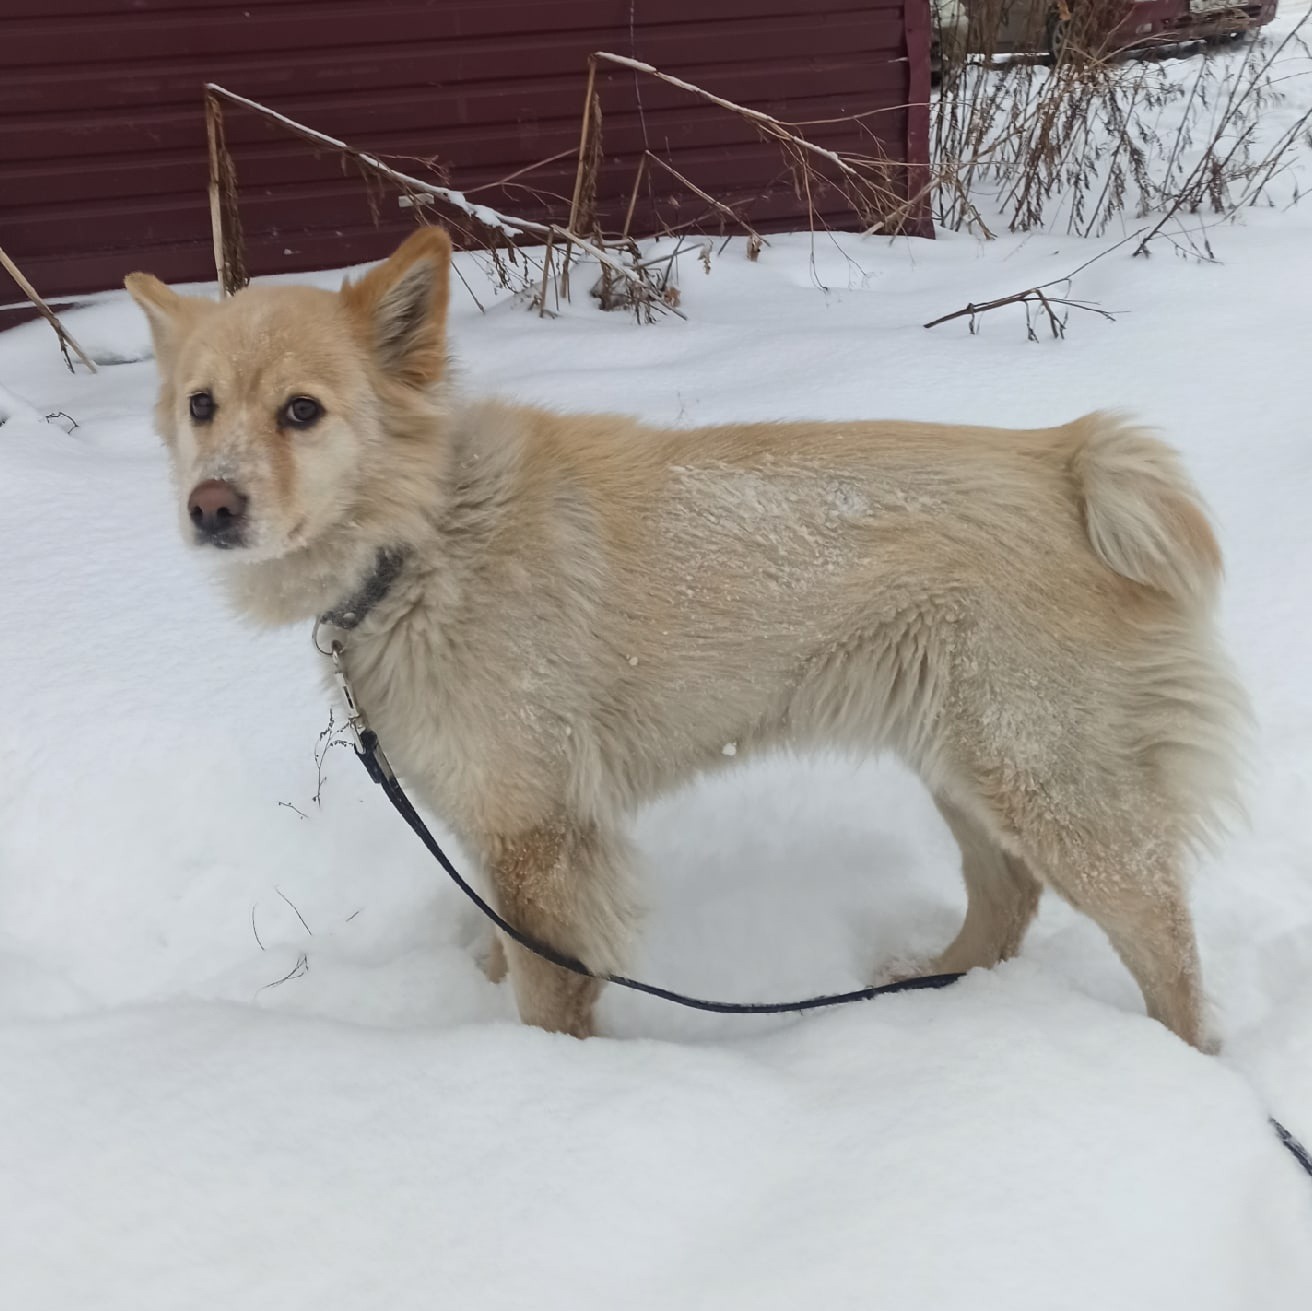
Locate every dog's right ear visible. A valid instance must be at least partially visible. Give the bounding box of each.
[124,274,211,367]
[341,226,451,388]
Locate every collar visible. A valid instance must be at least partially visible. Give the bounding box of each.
[318,548,407,631]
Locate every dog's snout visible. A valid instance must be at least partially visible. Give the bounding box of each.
[188,479,249,547]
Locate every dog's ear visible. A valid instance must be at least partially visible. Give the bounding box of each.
[124,274,212,367]
[342,226,451,387]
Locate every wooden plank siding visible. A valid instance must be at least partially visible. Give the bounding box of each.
[0,0,931,308]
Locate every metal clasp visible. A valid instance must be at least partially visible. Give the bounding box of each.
[312,620,394,781]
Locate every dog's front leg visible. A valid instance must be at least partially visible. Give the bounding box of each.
[484,818,635,1037]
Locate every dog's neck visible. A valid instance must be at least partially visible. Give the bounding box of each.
[317,547,409,630]
[222,530,418,630]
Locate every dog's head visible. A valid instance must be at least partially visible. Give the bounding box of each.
[126,227,451,562]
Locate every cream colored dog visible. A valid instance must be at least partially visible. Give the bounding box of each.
[127,227,1246,1046]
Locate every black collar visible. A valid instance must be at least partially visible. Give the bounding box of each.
[319,548,407,630]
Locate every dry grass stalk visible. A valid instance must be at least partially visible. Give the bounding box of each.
[202,83,682,320]
[932,12,1312,242]
[1132,18,1312,254]
[621,154,648,242]
[925,12,1312,337]
[586,51,915,238]
[643,153,767,258]
[204,91,248,297]
[924,280,1119,338]
[0,242,97,374]
[561,58,601,301]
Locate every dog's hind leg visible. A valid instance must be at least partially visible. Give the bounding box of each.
[1039,836,1211,1049]
[976,776,1213,1049]
[930,794,1042,974]
[485,817,636,1037]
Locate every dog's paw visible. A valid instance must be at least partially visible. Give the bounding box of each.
[475,930,508,984]
[870,954,940,988]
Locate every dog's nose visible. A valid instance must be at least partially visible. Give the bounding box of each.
[188,479,248,545]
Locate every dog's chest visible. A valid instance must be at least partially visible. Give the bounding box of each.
[332,624,567,838]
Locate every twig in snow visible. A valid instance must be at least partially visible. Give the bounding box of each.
[258,952,309,993]
[0,243,97,374]
[251,906,265,951]
[275,887,313,937]
[312,709,351,808]
[923,228,1147,341]
[924,282,1119,339]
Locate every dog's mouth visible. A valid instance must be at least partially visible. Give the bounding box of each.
[192,523,248,550]
[187,511,317,563]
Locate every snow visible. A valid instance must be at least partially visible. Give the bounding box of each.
[4,19,1312,1310]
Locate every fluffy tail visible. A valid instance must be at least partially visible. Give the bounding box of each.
[1068,413,1222,605]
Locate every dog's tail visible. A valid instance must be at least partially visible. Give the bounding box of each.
[1068,413,1222,606]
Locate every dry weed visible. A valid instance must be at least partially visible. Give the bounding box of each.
[933,8,1312,245]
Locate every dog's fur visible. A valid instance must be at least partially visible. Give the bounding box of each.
[127,227,1248,1046]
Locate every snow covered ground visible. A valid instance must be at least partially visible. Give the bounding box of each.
[3,18,1312,1310]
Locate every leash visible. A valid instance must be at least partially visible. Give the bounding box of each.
[321,633,1312,1179]
[351,716,963,1014]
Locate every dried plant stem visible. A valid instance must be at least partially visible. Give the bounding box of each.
[592,52,878,196]
[206,82,545,248]
[924,281,1118,336]
[621,154,648,242]
[923,287,1117,338]
[551,224,687,319]
[643,153,768,256]
[1133,18,1312,256]
[934,11,1312,245]
[538,229,557,318]
[203,83,681,318]
[562,57,600,300]
[204,91,247,296]
[0,243,97,374]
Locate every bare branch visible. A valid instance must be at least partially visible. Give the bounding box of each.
[203,83,682,319]
[643,153,768,258]
[275,887,313,937]
[0,244,97,374]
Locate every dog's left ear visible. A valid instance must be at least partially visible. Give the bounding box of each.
[343,226,451,387]
[124,273,214,368]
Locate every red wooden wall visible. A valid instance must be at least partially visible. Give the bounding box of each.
[1,0,932,307]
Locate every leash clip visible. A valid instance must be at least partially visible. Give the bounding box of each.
[313,620,395,782]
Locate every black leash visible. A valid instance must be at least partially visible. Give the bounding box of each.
[353,728,963,1013]
[348,730,1312,1180]
[1273,1119,1312,1177]
[314,606,1311,1182]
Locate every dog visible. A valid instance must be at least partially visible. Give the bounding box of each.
[126,226,1247,1047]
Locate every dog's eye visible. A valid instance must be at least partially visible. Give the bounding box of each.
[282,396,323,429]
[189,391,216,423]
